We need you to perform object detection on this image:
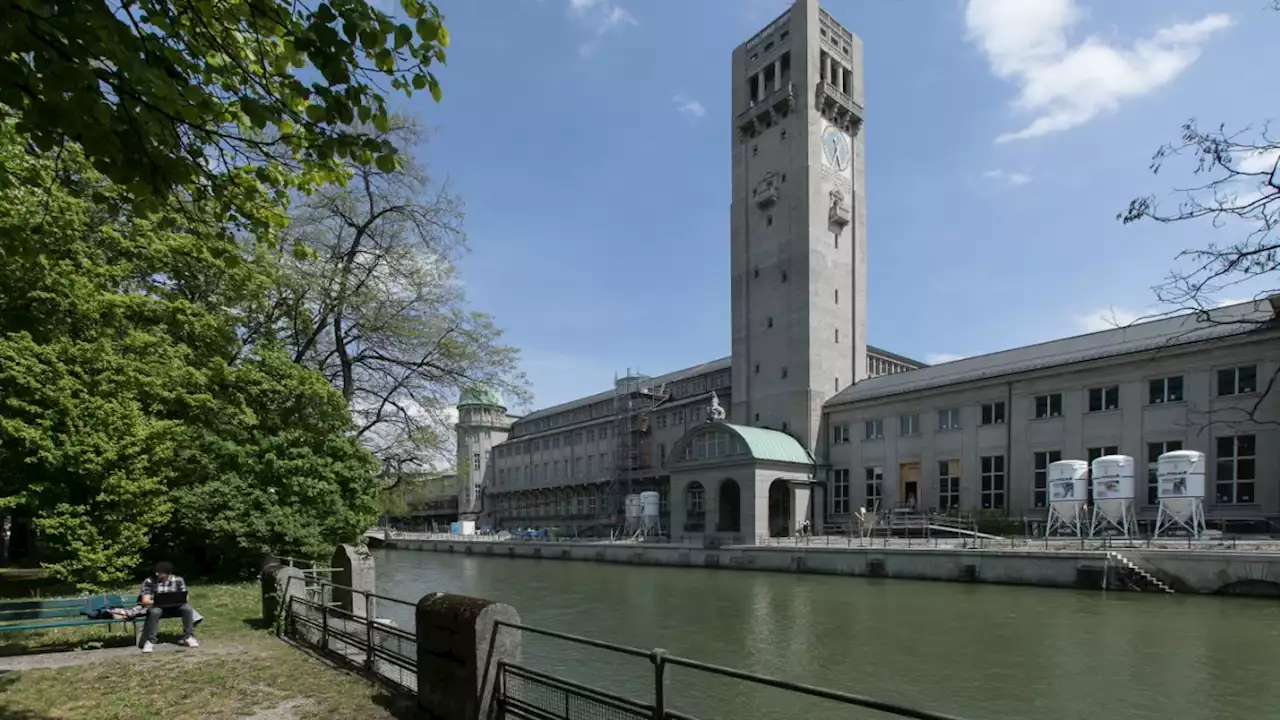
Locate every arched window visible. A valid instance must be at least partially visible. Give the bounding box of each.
[686,482,705,514]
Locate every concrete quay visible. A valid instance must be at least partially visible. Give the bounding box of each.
[373,535,1280,598]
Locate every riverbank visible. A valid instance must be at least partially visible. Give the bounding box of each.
[376,536,1280,597]
[0,578,412,719]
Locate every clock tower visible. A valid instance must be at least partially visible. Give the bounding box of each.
[728,0,866,454]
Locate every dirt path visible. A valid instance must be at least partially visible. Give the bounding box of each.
[0,639,255,672]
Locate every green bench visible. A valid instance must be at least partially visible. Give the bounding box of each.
[0,594,138,636]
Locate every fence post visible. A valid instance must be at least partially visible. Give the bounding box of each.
[321,599,329,653]
[365,592,376,671]
[651,649,667,720]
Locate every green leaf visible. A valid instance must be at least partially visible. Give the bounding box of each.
[374,153,397,172]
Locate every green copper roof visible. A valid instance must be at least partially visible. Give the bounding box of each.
[723,423,814,466]
[458,386,504,408]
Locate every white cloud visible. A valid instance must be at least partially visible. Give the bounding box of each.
[925,353,968,365]
[673,94,707,120]
[569,0,636,57]
[1072,306,1141,333]
[964,0,1233,143]
[982,169,1032,186]
[1071,297,1253,333]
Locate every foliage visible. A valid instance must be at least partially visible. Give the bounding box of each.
[0,121,379,587]
[0,0,450,235]
[253,119,529,471]
[162,348,381,569]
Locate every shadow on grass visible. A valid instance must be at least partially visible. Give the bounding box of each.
[0,569,74,601]
[240,617,273,631]
[0,673,57,719]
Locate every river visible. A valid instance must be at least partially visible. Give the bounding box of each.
[371,548,1278,720]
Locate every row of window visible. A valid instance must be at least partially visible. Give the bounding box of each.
[491,488,669,517]
[829,434,1257,513]
[494,452,616,487]
[832,367,1259,443]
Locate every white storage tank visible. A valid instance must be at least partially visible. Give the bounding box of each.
[1047,460,1089,513]
[640,491,661,518]
[624,494,643,520]
[1157,450,1206,520]
[1091,454,1135,523]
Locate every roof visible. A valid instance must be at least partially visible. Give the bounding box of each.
[516,356,732,424]
[459,386,504,408]
[868,345,927,368]
[723,423,815,465]
[826,299,1280,407]
[513,342,914,426]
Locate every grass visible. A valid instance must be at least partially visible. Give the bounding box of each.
[0,578,413,719]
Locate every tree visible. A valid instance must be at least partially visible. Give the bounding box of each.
[1120,4,1280,427]
[254,120,529,471]
[0,0,450,234]
[0,121,380,585]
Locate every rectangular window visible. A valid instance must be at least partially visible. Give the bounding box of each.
[899,413,920,436]
[864,419,884,440]
[832,469,850,514]
[687,485,704,513]
[980,402,1006,426]
[1034,393,1063,419]
[472,452,481,471]
[938,459,961,511]
[1216,366,1258,396]
[1146,440,1183,505]
[937,408,961,431]
[1215,435,1256,504]
[1032,450,1062,508]
[1087,386,1120,412]
[980,455,1006,510]
[864,467,883,510]
[832,424,851,445]
[1148,376,1184,404]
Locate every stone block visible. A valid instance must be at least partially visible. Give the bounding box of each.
[260,563,306,626]
[331,543,377,618]
[416,592,521,720]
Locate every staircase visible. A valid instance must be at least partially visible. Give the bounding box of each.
[1106,551,1175,594]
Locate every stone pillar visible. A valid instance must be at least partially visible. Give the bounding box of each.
[260,563,306,626]
[331,543,377,619]
[416,592,521,720]
[792,484,813,536]
[823,52,831,85]
[773,59,782,92]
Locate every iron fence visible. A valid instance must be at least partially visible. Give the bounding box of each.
[488,621,970,720]
[281,578,418,693]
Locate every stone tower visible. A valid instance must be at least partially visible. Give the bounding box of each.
[455,387,512,521]
[729,0,867,454]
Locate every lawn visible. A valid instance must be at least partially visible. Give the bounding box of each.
[0,576,414,719]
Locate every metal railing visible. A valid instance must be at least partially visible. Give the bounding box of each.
[487,621,970,720]
[281,578,418,693]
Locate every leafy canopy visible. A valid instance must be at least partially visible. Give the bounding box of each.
[0,0,450,233]
[0,119,381,587]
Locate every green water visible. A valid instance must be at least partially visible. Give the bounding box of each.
[372,548,1279,720]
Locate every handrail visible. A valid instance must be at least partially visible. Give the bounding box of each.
[492,620,970,720]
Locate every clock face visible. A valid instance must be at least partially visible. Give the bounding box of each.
[822,126,852,172]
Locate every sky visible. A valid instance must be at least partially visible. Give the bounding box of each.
[389,0,1278,414]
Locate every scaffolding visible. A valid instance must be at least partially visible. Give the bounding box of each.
[606,370,670,531]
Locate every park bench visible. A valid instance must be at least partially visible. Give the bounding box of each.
[0,594,138,638]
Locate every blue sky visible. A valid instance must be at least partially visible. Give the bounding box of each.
[394,0,1276,413]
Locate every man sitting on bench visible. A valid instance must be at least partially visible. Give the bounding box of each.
[139,561,199,653]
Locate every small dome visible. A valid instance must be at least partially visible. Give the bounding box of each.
[458,385,504,408]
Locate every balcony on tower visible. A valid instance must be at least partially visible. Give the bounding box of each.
[752,172,781,209]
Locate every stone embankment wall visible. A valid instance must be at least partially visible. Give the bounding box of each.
[377,538,1280,597]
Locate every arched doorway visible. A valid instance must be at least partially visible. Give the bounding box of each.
[768,479,791,537]
[717,479,741,533]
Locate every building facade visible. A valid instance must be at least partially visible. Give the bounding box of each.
[461,0,1280,538]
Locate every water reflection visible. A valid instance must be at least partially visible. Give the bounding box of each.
[372,550,1280,720]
